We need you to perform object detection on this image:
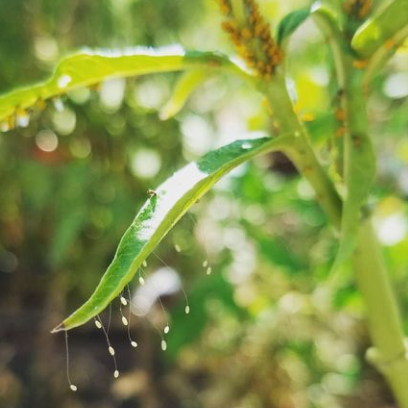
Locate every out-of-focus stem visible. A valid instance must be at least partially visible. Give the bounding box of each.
[354,221,408,408]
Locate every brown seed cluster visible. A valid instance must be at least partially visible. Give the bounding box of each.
[343,0,372,19]
[216,0,284,80]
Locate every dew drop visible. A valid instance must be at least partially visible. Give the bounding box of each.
[206,267,212,275]
[16,109,30,128]
[122,316,129,326]
[164,325,170,334]
[142,260,147,268]
[241,142,252,150]
[120,296,128,306]
[53,97,64,112]
[114,370,120,379]
[131,341,138,348]
[161,340,167,351]
[58,74,72,89]
[70,384,78,392]
[95,320,102,329]
[109,346,116,356]
[185,305,190,315]
[202,260,208,268]
[139,276,145,286]
[174,244,181,253]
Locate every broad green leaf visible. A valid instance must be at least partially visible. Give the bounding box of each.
[160,69,209,120]
[351,0,408,59]
[0,47,249,127]
[276,8,310,45]
[51,134,291,332]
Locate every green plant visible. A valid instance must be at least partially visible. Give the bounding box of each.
[1,0,408,405]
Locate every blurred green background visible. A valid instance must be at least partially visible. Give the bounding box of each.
[1,0,408,407]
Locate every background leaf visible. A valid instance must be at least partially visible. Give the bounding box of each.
[0,48,243,125]
[276,8,310,45]
[160,68,210,120]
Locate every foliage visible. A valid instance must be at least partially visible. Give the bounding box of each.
[1,0,408,408]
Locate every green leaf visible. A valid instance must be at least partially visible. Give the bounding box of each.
[51,134,291,332]
[0,47,249,126]
[351,0,408,59]
[160,69,209,120]
[276,8,310,45]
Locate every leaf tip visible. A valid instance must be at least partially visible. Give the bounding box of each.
[51,322,66,334]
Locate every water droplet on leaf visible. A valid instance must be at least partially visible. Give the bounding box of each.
[16,109,30,128]
[58,74,72,89]
[53,97,65,112]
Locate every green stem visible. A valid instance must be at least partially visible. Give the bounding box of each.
[354,221,408,407]
[260,75,342,228]
[312,7,408,406]
[344,70,408,407]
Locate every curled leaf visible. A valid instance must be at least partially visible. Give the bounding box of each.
[351,0,408,58]
[52,134,291,332]
[277,8,310,45]
[160,69,209,120]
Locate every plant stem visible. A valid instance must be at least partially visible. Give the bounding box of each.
[260,75,342,228]
[312,9,408,405]
[260,67,408,407]
[354,220,408,407]
[344,69,408,407]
